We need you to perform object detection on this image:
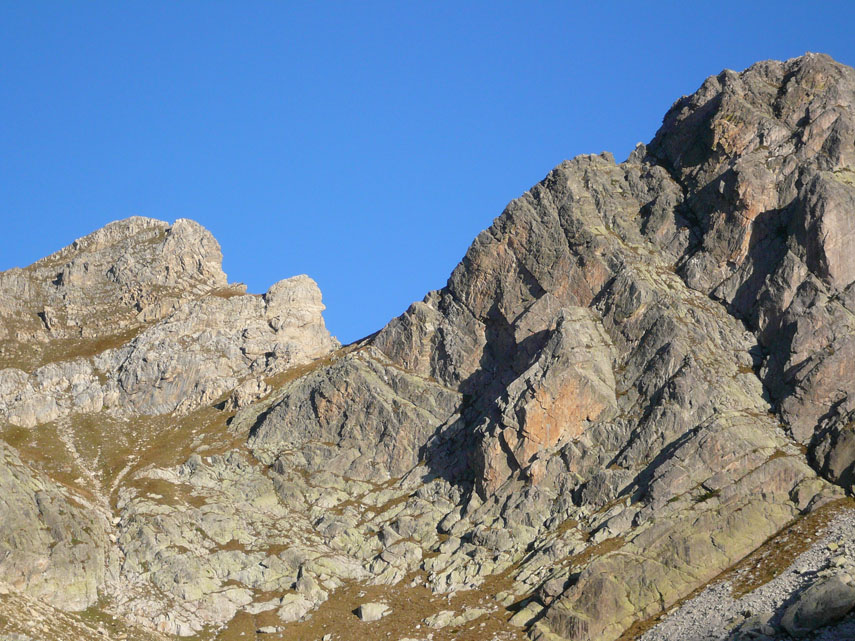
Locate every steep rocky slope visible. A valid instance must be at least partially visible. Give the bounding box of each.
[2,53,855,641]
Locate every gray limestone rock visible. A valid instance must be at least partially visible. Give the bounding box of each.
[0,441,110,612]
[102,273,336,416]
[248,345,460,482]
[0,217,228,372]
[358,602,390,622]
[814,418,855,492]
[2,52,855,641]
[645,53,855,484]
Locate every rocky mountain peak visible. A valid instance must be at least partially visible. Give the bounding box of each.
[39,216,227,291]
[0,217,337,425]
[648,52,855,294]
[2,54,855,641]
[652,53,855,178]
[0,216,237,371]
[26,215,228,306]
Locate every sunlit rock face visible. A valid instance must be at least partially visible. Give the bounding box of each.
[2,53,855,641]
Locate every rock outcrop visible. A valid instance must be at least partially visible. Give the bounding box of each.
[2,53,855,641]
[0,440,110,612]
[0,218,337,425]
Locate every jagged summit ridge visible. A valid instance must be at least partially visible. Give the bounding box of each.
[0,217,337,424]
[644,52,855,486]
[34,216,228,289]
[0,216,227,370]
[1,53,855,641]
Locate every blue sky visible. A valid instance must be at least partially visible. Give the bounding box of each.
[2,2,854,343]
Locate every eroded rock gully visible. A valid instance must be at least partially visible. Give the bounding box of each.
[2,53,855,641]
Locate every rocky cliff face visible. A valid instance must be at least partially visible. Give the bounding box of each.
[2,53,855,641]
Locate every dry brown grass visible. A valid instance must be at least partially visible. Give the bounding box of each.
[206,286,248,299]
[592,495,626,516]
[0,323,144,372]
[729,497,855,597]
[766,449,790,463]
[0,422,99,504]
[617,614,657,640]
[568,536,625,570]
[551,518,579,539]
[0,400,244,512]
[195,566,526,641]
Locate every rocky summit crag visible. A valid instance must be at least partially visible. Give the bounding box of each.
[2,53,855,641]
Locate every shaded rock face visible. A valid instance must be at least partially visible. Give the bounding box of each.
[2,53,855,641]
[475,307,617,494]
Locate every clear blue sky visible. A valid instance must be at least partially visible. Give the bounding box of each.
[2,2,854,343]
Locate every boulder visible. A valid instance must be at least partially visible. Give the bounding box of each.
[357,602,390,622]
[781,574,855,637]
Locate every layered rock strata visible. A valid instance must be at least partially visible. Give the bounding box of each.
[1,53,855,641]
